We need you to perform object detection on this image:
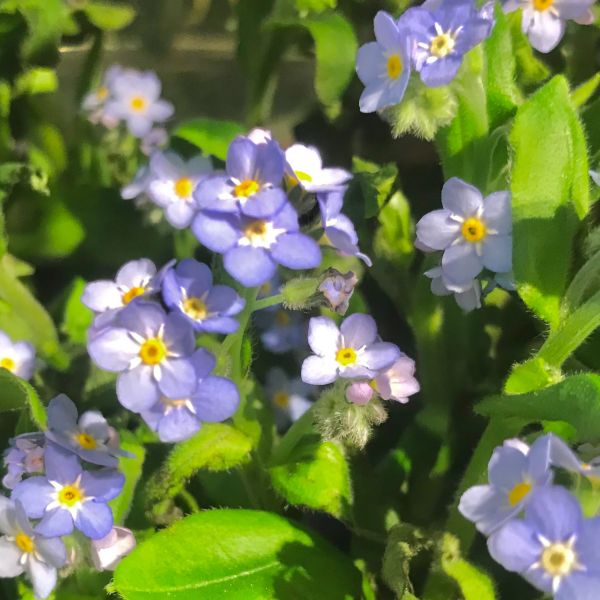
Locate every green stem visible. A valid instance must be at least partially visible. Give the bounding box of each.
[253,294,284,311]
[179,489,200,514]
[561,249,600,317]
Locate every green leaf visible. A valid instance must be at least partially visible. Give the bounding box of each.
[352,157,398,219]
[0,368,46,429]
[506,11,549,86]
[114,509,364,600]
[296,0,336,12]
[173,118,246,161]
[61,278,93,345]
[504,357,561,394]
[14,68,57,95]
[84,2,136,30]
[374,190,415,267]
[571,73,600,108]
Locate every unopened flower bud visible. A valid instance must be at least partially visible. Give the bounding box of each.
[91,527,136,572]
[281,276,322,310]
[318,269,358,315]
[346,381,374,405]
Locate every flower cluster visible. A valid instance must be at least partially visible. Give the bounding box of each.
[459,433,600,598]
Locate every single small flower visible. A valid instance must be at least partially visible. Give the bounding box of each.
[91,526,136,572]
[459,435,553,534]
[488,486,600,598]
[402,0,494,88]
[12,444,124,540]
[416,178,512,285]
[193,135,287,219]
[162,259,245,334]
[192,202,322,287]
[147,151,212,229]
[319,269,359,316]
[87,302,197,412]
[301,313,401,385]
[265,367,313,431]
[424,266,482,311]
[103,70,174,138]
[0,497,67,599]
[318,189,372,266]
[373,354,420,403]
[548,433,600,485]
[284,144,351,193]
[258,309,305,354]
[81,258,174,329]
[2,434,45,490]
[355,11,412,113]
[121,162,154,204]
[44,395,133,468]
[82,65,123,124]
[0,331,35,381]
[141,127,168,156]
[501,0,593,53]
[140,348,240,443]
[346,381,375,406]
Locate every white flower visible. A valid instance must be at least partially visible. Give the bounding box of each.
[91,526,136,572]
[284,144,351,193]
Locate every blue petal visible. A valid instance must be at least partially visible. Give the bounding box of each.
[254,140,285,186]
[81,470,125,502]
[441,178,483,217]
[416,209,461,250]
[74,501,113,540]
[420,55,463,88]
[481,234,512,274]
[224,246,277,287]
[117,366,161,412]
[46,395,78,435]
[355,42,386,86]
[11,478,54,519]
[158,357,197,400]
[487,519,541,572]
[35,507,74,538]
[158,407,202,443]
[191,211,241,253]
[271,233,322,270]
[191,376,240,422]
[227,137,257,182]
[442,242,483,285]
[200,316,240,334]
[526,486,582,542]
[190,347,217,380]
[44,444,82,486]
[241,188,287,219]
[340,313,378,348]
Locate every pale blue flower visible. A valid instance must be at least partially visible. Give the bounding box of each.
[2,434,45,490]
[265,367,313,431]
[0,331,35,381]
[425,266,482,311]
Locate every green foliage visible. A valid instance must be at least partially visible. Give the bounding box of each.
[296,0,336,13]
[571,73,600,108]
[281,275,321,309]
[61,278,93,345]
[173,118,246,161]
[83,2,136,31]
[374,191,415,267]
[504,357,561,394]
[352,157,398,219]
[113,509,364,600]
[14,68,57,95]
[0,368,46,429]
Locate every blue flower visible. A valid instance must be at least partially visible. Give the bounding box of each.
[147,151,213,229]
[2,433,45,490]
[0,331,35,381]
[121,162,154,203]
[416,178,512,285]
[488,486,600,598]
[548,433,600,484]
[284,144,351,193]
[140,348,240,443]
[194,134,287,219]
[301,313,401,386]
[265,367,313,431]
[192,203,322,287]
[44,395,133,468]
[87,302,197,413]
[355,11,412,113]
[103,70,174,138]
[12,444,124,540]
[81,258,174,329]
[257,308,305,354]
[318,189,372,266]
[82,65,124,125]
[0,497,67,599]
[424,266,482,311]
[459,436,553,534]
[401,0,494,88]
[162,259,245,334]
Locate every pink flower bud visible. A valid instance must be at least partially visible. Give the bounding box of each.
[346,381,374,406]
[91,527,136,572]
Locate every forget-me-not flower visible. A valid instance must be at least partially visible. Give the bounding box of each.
[82,65,123,126]
[548,433,600,485]
[284,144,351,193]
[301,313,401,385]
[87,302,197,412]
[416,178,512,285]
[147,151,212,229]
[140,348,240,443]
[459,435,553,534]
[265,368,313,431]
[0,497,67,599]
[0,331,35,381]
[373,354,420,403]
[424,266,482,311]
[319,269,359,316]
[121,162,154,204]
[162,259,245,334]
[2,434,45,490]
[257,308,305,354]
[12,444,124,540]
[192,202,322,287]
[488,486,600,598]
[355,11,412,113]
[91,526,136,572]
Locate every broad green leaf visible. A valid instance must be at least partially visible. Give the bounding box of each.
[114,509,364,600]
[0,369,46,429]
[352,157,398,219]
[84,2,136,30]
[567,108,590,221]
[572,73,600,108]
[173,118,246,161]
[504,357,560,394]
[374,190,415,267]
[506,11,549,86]
[14,68,57,95]
[61,278,93,345]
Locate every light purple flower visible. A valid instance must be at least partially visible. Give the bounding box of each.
[318,189,372,266]
[318,269,359,316]
[192,202,322,287]
[424,266,482,311]
[401,0,494,88]
[373,354,420,403]
[44,395,133,468]
[2,434,45,490]
[416,178,512,285]
[87,302,197,413]
[346,381,375,406]
[548,433,600,484]
[0,331,35,381]
[122,162,154,203]
[193,135,287,219]
[301,313,401,386]
[141,127,168,156]
[265,367,313,431]
[459,435,553,535]
[82,65,124,126]
[103,70,174,138]
[0,497,67,599]
[355,11,412,113]
[162,259,245,334]
[488,486,600,598]
[140,348,240,443]
[147,151,212,229]
[12,444,124,540]
[91,526,136,572]
[257,308,305,354]
[284,144,351,193]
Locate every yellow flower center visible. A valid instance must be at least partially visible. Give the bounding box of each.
[97,87,108,101]
[430,33,456,58]
[183,297,208,321]
[462,218,486,242]
[58,485,82,507]
[77,433,96,450]
[0,357,15,371]
[130,96,146,112]
[16,533,35,553]
[508,482,531,505]
[295,171,313,183]
[274,391,291,408]
[174,178,193,198]
[336,347,357,366]
[244,220,268,242]
[534,0,552,10]
[123,286,145,305]
[387,55,402,79]
[140,339,167,365]
[541,543,577,576]
[275,311,291,326]
[235,180,260,198]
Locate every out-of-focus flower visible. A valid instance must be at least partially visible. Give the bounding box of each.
[373,355,420,403]
[91,526,136,572]
[459,436,553,534]
[416,178,512,285]
[121,162,155,204]
[265,367,313,430]
[356,11,412,113]
[548,433,600,484]
[0,331,35,381]
[12,444,124,540]
[284,144,351,193]
[82,65,123,126]
[162,259,245,334]
[0,497,67,599]
[141,127,168,156]
[301,313,401,385]
[424,266,482,311]
[192,203,322,287]
[319,269,359,316]
[257,272,282,312]
[147,151,212,229]
[2,434,45,490]
[258,308,305,354]
[346,381,375,405]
